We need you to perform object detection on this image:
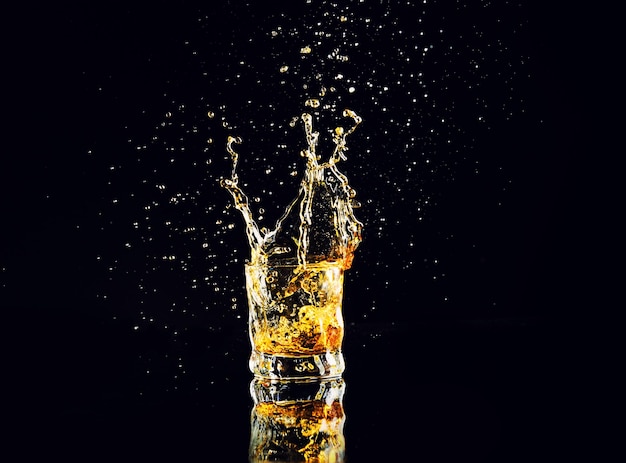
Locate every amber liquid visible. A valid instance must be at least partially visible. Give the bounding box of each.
[249,377,346,462]
[223,104,362,378]
[250,402,345,462]
[246,261,345,378]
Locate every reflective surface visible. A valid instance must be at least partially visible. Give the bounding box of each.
[10,315,595,461]
[249,378,346,462]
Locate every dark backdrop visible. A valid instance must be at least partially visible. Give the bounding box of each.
[2,1,607,461]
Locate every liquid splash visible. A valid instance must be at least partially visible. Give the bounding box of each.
[92,0,534,393]
[221,105,363,271]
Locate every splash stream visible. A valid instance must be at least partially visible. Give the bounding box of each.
[221,106,363,270]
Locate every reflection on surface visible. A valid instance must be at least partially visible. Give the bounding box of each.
[249,377,346,463]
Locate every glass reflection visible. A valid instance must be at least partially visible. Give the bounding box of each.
[249,377,346,463]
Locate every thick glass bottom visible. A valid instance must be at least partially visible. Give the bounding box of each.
[250,350,345,379]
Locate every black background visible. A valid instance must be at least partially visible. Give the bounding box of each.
[2,1,611,461]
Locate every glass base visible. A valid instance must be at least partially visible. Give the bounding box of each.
[250,350,345,379]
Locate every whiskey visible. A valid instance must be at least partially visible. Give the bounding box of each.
[246,261,345,378]
[249,377,346,462]
[222,102,363,378]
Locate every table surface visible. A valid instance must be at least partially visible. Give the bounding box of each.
[8,309,605,462]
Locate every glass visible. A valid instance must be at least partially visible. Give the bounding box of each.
[245,261,345,379]
[249,377,346,463]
